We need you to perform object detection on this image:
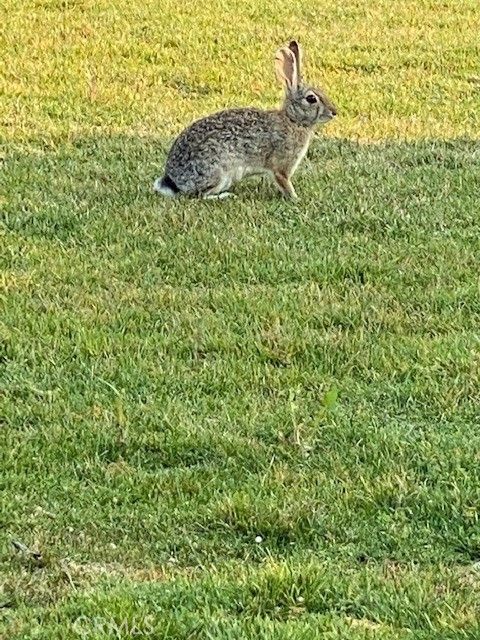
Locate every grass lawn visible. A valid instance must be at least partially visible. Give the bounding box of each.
[2,0,480,637]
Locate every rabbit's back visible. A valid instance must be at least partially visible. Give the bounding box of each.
[164,108,300,195]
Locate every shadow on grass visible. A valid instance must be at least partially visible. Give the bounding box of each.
[2,134,480,598]
[1,135,479,245]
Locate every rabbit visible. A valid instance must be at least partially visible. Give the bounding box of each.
[153,40,336,200]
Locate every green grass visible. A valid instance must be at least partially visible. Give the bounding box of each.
[2,1,480,638]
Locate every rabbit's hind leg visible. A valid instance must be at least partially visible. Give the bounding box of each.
[201,172,236,199]
[204,192,237,200]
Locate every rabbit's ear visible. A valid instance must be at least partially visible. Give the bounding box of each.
[288,40,302,81]
[275,46,298,92]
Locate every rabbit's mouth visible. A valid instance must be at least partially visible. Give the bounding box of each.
[319,110,336,123]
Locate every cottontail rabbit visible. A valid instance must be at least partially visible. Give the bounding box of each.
[154,41,336,200]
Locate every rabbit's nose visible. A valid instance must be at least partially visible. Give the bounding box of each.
[330,106,337,117]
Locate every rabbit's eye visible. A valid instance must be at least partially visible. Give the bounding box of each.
[306,94,318,104]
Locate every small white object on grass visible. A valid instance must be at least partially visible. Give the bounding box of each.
[255,535,263,544]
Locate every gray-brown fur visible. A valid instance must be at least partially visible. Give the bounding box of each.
[154,41,336,200]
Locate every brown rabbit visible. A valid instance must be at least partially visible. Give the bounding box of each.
[154,41,336,200]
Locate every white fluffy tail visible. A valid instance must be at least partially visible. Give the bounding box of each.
[153,176,179,197]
